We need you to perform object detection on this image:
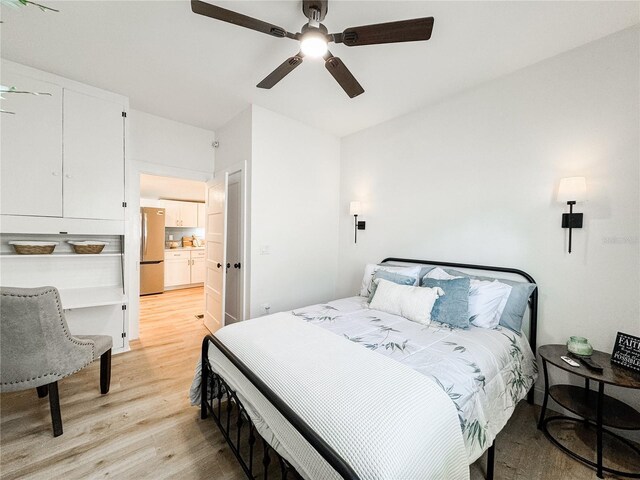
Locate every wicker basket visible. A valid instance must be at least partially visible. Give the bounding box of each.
[72,244,105,254]
[11,243,57,255]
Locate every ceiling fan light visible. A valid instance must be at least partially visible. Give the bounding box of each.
[300,34,328,58]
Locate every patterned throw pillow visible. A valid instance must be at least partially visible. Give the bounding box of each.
[369,279,443,325]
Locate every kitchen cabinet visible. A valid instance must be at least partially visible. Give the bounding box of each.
[63,90,125,220]
[164,249,205,288]
[159,200,199,227]
[191,250,206,283]
[0,71,63,217]
[179,202,198,227]
[197,203,206,229]
[164,250,191,287]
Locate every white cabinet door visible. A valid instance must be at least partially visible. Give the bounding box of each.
[180,201,198,227]
[65,305,125,352]
[197,203,206,228]
[159,200,180,227]
[1,72,63,217]
[165,257,191,287]
[191,257,206,284]
[63,89,124,220]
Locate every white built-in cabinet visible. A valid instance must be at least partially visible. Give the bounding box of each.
[0,61,129,354]
[1,66,125,222]
[1,72,63,217]
[158,200,200,227]
[165,249,205,288]
[62,90,124,220]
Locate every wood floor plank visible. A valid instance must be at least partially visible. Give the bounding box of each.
[2,287,637,479]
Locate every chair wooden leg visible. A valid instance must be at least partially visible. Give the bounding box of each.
[487,441,495,480]
[100,349,112,394]
[36,385,49,398]
[48,381,63,437]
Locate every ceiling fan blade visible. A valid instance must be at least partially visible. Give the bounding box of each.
[334,17,434,46]
[191,0,294,39]
[323,53,364,98]
[257,54,304,89]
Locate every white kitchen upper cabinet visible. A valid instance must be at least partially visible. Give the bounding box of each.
[197,203,206,228]
[1,72,63,217]
[159,200,180,227]
[63,89,124,220]
[179,201,199,227]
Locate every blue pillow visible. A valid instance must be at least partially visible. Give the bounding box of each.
[422,277,471,329]
[445,269,536,333]
[368,270,416,303]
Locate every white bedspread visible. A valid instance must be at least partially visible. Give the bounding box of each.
[292,297,538,463]
[192,312,469,480]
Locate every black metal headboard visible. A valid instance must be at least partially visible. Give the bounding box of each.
[382,257,538,404]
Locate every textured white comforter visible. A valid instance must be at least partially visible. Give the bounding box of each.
[191,312,469,480]
[291,297,538,463]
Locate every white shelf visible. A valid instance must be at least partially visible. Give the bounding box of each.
[58,286,127,310]
[0,253,121,258]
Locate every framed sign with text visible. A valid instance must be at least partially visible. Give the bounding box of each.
[611,332,640,372]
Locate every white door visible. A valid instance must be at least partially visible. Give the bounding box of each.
[204,173,228,333]
[225,179,241,324]
[63,89,124,220]
[179,201,199,228]
[0,72,63,217]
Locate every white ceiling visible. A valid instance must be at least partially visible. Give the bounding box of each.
[1,1,638,137]
[140,174,206,202]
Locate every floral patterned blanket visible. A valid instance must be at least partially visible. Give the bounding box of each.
[292,296,538,463]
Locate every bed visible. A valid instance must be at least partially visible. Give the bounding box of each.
[190,258,539,480]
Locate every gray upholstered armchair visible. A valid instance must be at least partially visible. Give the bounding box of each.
[0,286,113,437]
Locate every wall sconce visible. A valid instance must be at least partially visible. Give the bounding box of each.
[349,201,366,243]
[557,176,586,254]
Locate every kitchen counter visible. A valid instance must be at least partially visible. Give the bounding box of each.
[165,246,204,251]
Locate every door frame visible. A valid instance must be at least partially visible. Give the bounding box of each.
[214,161,247,324]
[126,161,212,340]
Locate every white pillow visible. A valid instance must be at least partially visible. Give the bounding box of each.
[424,267,460,281]
[360,264,421,297]
[469,280,512,329]
[369,279,443,325]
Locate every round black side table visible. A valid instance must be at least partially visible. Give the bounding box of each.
[538,344,640,478]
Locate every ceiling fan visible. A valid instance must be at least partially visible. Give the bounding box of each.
[191,0,434,98]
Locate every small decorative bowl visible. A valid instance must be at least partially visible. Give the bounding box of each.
[567,336,593,357]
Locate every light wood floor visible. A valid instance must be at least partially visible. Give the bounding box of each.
[1,287,638,479]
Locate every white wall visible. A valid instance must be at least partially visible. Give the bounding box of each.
[338,27,639,414]
[250,106,341,318]
[214,107,253,319]
[215,107,252,172]
[126,110,215,340]
[128,109,215,173]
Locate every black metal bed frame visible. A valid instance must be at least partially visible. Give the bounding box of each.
[200,257,538,480]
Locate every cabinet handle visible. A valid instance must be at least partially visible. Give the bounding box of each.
[216,262,222,268]
[234,263,241,269]
[52,171,59,176]
[226,262,231,269]
[65,174,72,179]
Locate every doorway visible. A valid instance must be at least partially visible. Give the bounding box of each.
[138,173,207,337]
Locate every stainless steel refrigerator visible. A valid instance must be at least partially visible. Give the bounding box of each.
[140,207,166,295]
